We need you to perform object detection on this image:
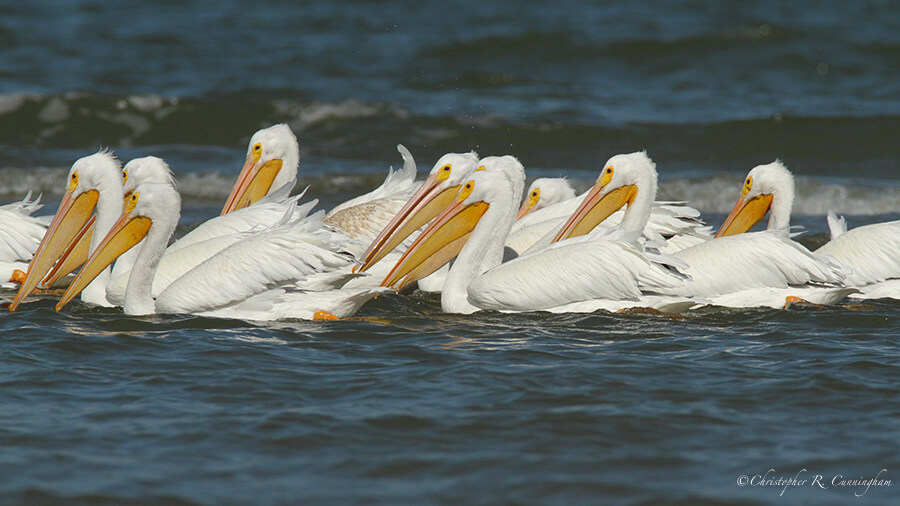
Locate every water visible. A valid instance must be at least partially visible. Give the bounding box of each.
[1,0,899,503]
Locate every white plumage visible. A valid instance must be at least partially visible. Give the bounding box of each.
[816,212,900,299]
[59,178,382,320]
[385,153,693,314]
[0,193,50,287]
[508,184,712,256]
[667,161,853,308]
[516,177,577,218]
[711,160,899,301]
[10,151,124,310]
[664,231,853,307]
[324,144,420,254]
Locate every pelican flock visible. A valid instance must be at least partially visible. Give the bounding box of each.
[2,123,898,321]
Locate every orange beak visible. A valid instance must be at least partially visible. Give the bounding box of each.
[516,192,540,220]
[381,197,488,290]
[57,211,152,311]
[10,189,99,311]
[552,182,637,243]
[40,214,95,288]
[355,173,461,273]
[220,156,284,215]
[715,193,774,238]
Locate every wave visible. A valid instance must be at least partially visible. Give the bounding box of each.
[2,92,899,171]
[0,91,405,149]
[540,174,900,216]
[657,174,900,216]
[417,24,799,65]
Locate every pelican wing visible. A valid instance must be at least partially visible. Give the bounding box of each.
[505,216,568,255]
[105,195,314,305]
[0,193,49,263]
[324,197,413,255]
[200,286,388,321]
[327,144,418,215]
[325,145,420,247]
[167,187,303,255]
[106,232,252,306]
[155,208,353,314]
[816,219,900,286]
[469,235,684,312]
[825,210,847,240]
[670,231,848,298]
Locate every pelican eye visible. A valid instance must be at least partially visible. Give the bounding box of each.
[125,192,140,213]
[457,179,476,202]
[436,163,453,181]
[122,169,128,183]
[742,176,754,195]
[531,191,538,197]
[250,143,263,162]
[67,171,79,192]
[599,166,614,187]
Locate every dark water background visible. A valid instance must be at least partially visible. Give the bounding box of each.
[1,0,899,504]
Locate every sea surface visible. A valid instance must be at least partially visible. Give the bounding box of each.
[1,0,899,504]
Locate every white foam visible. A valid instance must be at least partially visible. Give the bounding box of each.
[1,167,895,216]
[273,99,395,131]
[658,174,900,215]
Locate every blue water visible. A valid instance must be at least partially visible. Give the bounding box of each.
[1,0,899,504]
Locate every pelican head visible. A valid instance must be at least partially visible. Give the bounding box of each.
[517,177,576,219]
[10,151,122,311]
[123,156,177,197]
[553,151,656,243]
[355,151,480,272]
[40,155,173,290]
[221,124,299,215]
[716,160,794,237]
[381,156,523,289]
[57,181,181,312]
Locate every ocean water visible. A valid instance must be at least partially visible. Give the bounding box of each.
[1,0,898,504]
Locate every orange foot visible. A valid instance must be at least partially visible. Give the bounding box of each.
[313,311,340,321]
[784,295,810,309]
[9,269,26,285]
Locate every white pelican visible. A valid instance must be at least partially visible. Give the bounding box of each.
[39,154,182,290]
[382,154,692,314]
[715,162,900,300]
[358,151,709,294]
[516,177,577,219]
[57,179,383,320]
[10,151,123,311]
[102,144,413,306]
[0,193,50,288]
[220,124,299,215]
[220,123,421,252]
[658,161,852,308]
[104,157,311,307]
